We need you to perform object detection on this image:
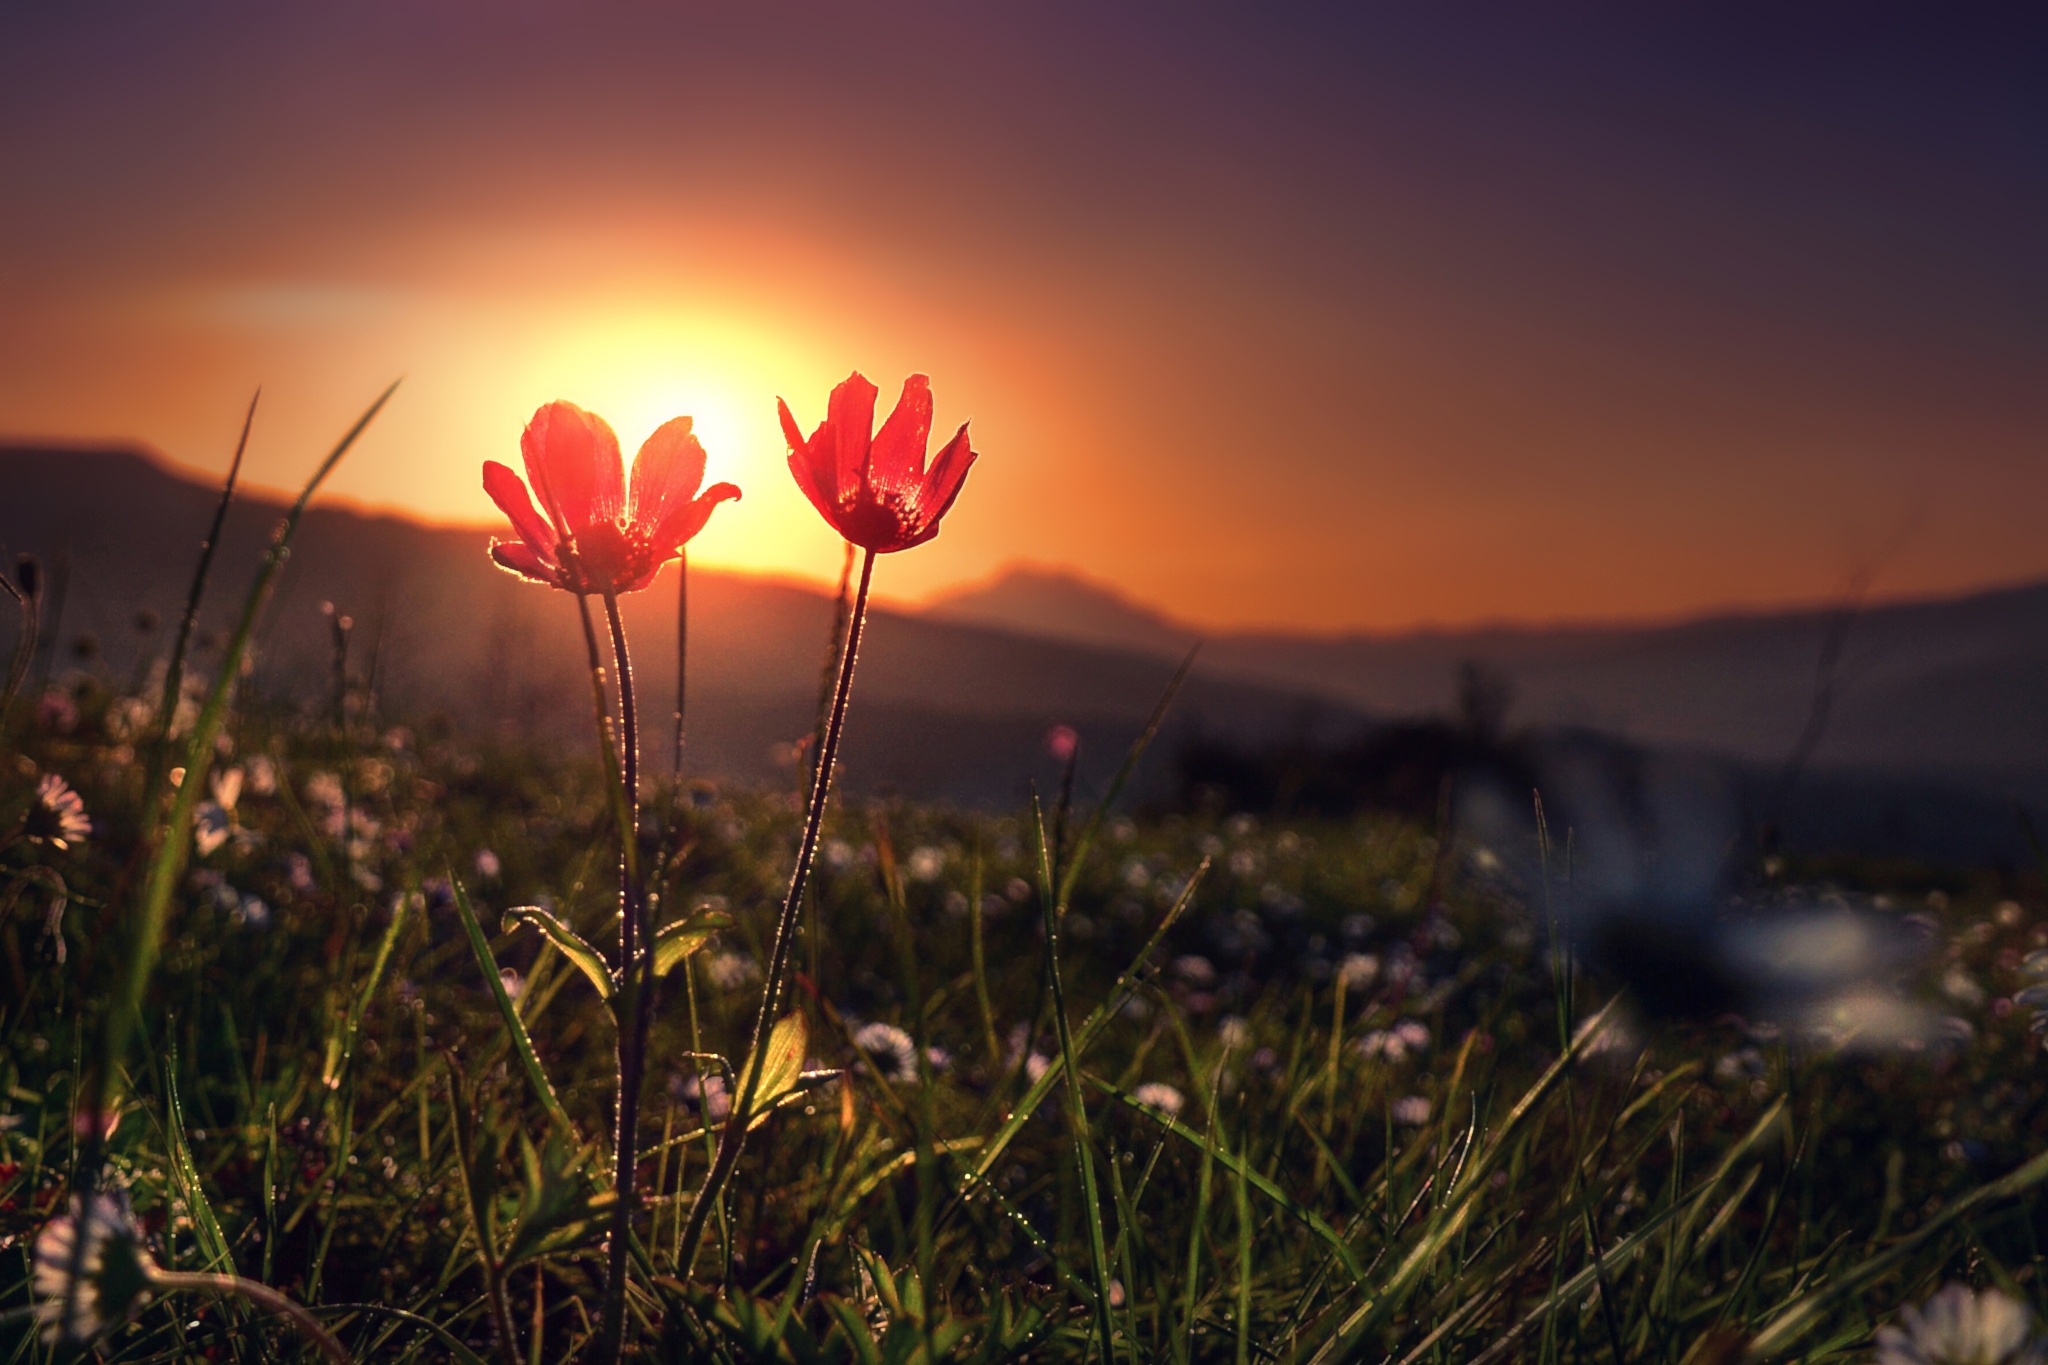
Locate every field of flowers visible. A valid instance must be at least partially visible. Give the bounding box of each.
[5,383,2048,1362]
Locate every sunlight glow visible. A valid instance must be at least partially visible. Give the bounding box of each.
[501,306,849,583]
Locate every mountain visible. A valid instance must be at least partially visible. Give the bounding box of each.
[0,445,1358,804]
[5,445,2045,863]
[924,565,1200,657]
[926,566,2048,780]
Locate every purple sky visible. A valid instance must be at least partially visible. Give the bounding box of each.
[3,2,2043,629]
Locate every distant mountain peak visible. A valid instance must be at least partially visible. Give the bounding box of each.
[921,563,1196,655]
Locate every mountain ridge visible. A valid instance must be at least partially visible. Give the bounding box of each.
[925,564,2048,777]
[6,443,2046,838]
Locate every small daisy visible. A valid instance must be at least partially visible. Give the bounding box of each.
[1874,1283,2044,1365]
[27,772,90,849]
[32,1192,158,1344]
[853,1022,919,1083]
[1337,953,1380,991]
[1389,1096,1433,1126]
[1131,1082,1185,1118]
[705,951,759,991]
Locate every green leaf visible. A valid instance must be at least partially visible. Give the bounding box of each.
[503,904,614,1003]
[501,1129,615,1269]
[452,876,575,1136]
[650,907,732,980]
[737,1012,809,1132]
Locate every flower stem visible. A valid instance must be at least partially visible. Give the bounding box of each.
[150,1270,355,1365]
[593,591,649,1365]
[676,547,876,1278]
[674,548,689,780]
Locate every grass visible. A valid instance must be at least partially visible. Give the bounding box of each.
[5,678,2048,1361]
[4,417,2048,1361]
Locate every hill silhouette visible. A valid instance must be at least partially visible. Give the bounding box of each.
[929,565,2048,779]
[0,444,1353,803]
[6,443,2046,861]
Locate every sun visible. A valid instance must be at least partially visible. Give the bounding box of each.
[505,306,852,582]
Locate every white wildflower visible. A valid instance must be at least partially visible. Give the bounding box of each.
[705,952,760,991]
[1874,1283,2044,1365]
[29,773,90,849]
[1131,1083,1185,1118]
[853,1022,919,1083]
[193,801,232,857]
[32,1193,157,1344]
[1337,953,1380,991]
[1390,1096,1432,1126]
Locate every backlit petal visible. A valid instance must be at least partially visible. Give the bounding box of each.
[651,482,741,553]
[870,373,933,494]
[490,541,558,585]
[781,398,842,529]
[777,396,811,457]
[786,450,844,536]
[825,372,879,503]
[482,461,557,562]
[520,401,624,535]
[628,416,707,532]
[907,422,976,545]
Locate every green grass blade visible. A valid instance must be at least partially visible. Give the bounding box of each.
[106,381,398,1103]
[1034,794,1120,1363]
[503,904,614,1004]
[1055,645,1198,912]
[1306,996,1623,1364]
[1745,1144,2048,1358]
[452,875,575,1137]
[962,857,1210,1194]
[1092,1076,1364,1283]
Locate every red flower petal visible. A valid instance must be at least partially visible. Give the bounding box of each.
[825,372,879,503]
[482,460,558,564]
[520,401,623,536]
[650,481,741,553]
[628,417,708,533]
[913,421,976,537]
[870,374,933,495]
[781,398,843,532]
[490,541,558,585]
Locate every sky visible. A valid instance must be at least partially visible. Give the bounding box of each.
[2,2,2043,633]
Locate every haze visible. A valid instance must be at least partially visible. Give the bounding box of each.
[3,3,2042,632]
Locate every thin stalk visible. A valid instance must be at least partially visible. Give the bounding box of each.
[673,548,689,779]
[969,844,1002,1071]
[1035,794,1119,1363]
[81,382,394,1203]
[449,1060,521,1365]
[157,390,257,746]
[29,548,66,702]
[594,591,648,1364]
[807,540,856,795]
[150,1269,354,1365]
[0,570,36,735]
[676,547,875,1278]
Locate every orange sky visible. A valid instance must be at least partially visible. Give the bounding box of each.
[2,4,2043,633]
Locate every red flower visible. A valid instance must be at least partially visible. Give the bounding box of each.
[779,373,977,553]
[484,401,740,594]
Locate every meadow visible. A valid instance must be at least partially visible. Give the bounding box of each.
[4,390,2048,1364]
